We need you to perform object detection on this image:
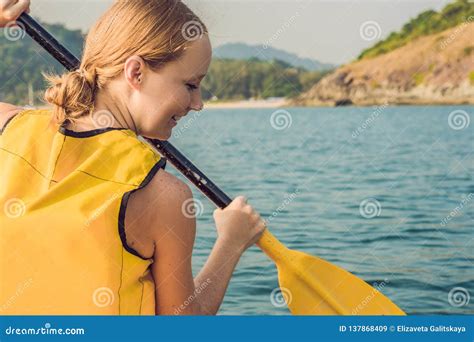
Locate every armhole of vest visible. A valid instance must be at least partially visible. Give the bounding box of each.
[118,157,167,260]
[0,108,28,136]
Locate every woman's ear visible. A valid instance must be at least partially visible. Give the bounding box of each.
[123,56,146,89]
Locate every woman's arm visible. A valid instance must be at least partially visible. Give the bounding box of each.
[139,169,263,315]
[147,172,205,315]
[151,192,243,315]
[192,237,244,314]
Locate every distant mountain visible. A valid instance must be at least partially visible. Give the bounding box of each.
[201,58,330,101]
[213,42,334,71]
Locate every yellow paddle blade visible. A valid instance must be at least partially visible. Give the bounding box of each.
[257,230,405,315]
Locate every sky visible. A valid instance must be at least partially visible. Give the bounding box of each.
[30,0,452,65]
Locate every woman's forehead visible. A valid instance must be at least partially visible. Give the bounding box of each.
[178,36,212,76]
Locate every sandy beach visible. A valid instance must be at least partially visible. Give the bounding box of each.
[204,98,288,109]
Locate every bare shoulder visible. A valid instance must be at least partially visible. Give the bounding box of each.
[145,167,192,201]
[136,167,193,216]
[0,102,20,113]
[0,102,23,130]
[125,166,195,259]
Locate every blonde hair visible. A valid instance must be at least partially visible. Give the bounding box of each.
[43,0,208,126]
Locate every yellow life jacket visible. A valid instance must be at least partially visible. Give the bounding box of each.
[0,108,166,315]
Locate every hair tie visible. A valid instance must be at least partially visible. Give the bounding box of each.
[76,69,87,78]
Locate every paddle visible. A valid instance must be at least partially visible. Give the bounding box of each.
[16,13,405,315]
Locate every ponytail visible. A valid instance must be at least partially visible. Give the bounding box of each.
[43,68,98,126]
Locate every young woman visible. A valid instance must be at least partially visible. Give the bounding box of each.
[0,0,265,315]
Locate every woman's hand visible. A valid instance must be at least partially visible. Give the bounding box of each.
[0,0,30,27]
[213,196,266,253]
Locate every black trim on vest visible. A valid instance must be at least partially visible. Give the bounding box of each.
[0,114,19,135]
[118,157,167,260]
[59,125,128,138]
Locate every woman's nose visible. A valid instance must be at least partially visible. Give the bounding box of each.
[190,96,204,111]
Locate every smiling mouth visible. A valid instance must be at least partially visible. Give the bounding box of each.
[171,115,180,123]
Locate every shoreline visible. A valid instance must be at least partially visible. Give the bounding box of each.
[204,98,288,109]
[203,100,473,109]
[34,100,471,112]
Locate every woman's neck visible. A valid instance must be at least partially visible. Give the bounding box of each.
[65,87,138,133]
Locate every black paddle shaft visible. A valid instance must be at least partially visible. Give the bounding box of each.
[17,13,232,209]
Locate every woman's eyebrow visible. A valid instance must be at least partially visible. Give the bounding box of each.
[190,73,206,81]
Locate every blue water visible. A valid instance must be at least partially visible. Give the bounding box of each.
[168,105,473,315]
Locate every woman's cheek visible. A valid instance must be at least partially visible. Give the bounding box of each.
[174,89,192,112]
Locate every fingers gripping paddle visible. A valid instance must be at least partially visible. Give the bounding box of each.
[17,13,405,315]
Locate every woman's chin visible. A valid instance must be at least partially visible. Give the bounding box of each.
[140,130,170,141]
[151,134,170,141]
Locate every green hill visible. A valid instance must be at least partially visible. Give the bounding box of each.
[201,58,330,101]
[358,0,474,60]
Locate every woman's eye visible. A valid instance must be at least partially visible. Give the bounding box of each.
[186,83,198,91]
